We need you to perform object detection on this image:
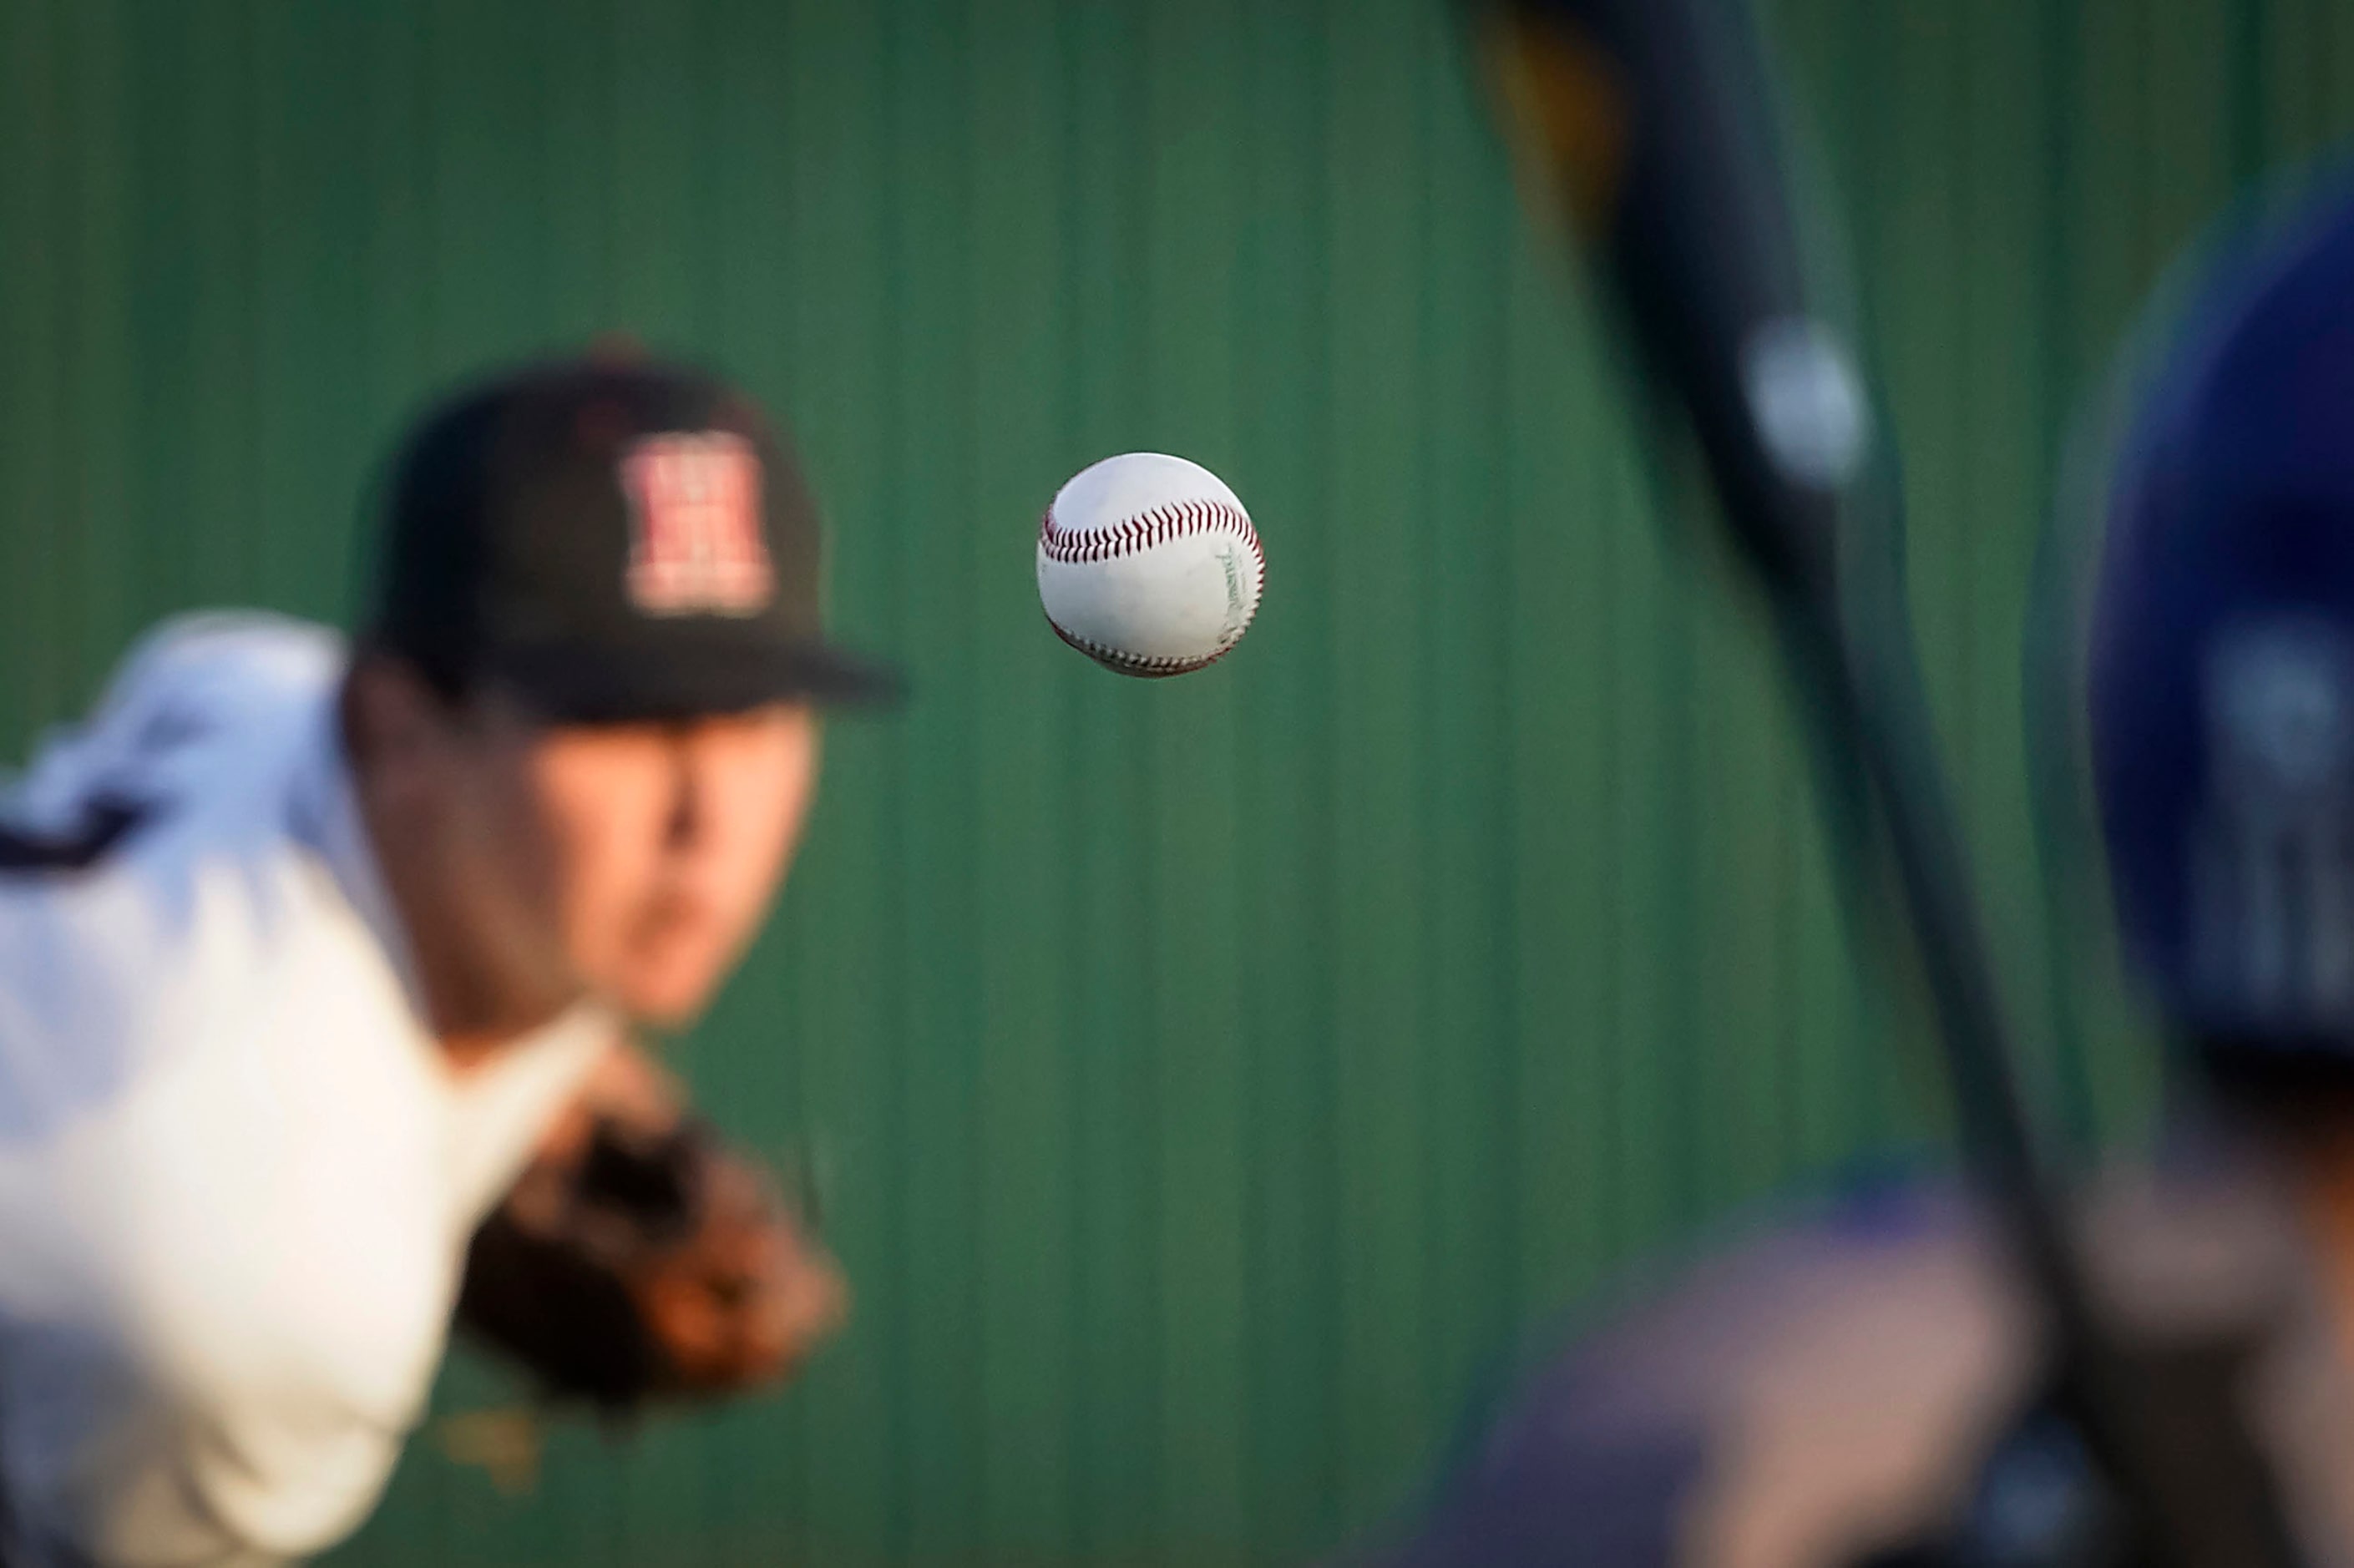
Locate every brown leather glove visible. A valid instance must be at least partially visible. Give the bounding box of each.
[455,1109,848,1411]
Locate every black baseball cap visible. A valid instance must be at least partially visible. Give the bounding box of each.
[366,354,902,721]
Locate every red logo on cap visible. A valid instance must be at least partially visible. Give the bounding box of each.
[620,432,775,616]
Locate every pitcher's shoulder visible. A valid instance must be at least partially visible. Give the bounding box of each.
[0,613,369,1132]
[86,613,346,736]
[3,613,344,824]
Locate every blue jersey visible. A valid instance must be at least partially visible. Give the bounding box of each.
[1358,1157,2354,1568]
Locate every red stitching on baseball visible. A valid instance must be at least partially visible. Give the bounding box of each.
[1044,613,1248,676]
[1036,493,1267,675]
[1036,497,1262,570]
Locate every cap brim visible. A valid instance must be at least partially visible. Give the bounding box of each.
[494,637,908,723]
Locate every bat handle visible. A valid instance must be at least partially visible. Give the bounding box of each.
[1791,593,2306,1568]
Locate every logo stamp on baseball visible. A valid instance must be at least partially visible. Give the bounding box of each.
[1035,453,1266,677]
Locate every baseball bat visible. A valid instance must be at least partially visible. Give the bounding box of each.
[1462,3,2302,1565]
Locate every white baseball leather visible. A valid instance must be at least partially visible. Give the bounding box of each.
[1035,453,1265,676]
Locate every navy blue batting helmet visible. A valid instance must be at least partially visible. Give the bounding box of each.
[2090,170,2354,1049]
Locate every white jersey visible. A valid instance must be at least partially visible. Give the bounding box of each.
[0,615,610,1566]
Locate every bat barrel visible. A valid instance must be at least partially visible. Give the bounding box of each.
[1469,1,2309,1563]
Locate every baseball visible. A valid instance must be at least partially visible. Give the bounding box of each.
[1036,453,1265,677]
